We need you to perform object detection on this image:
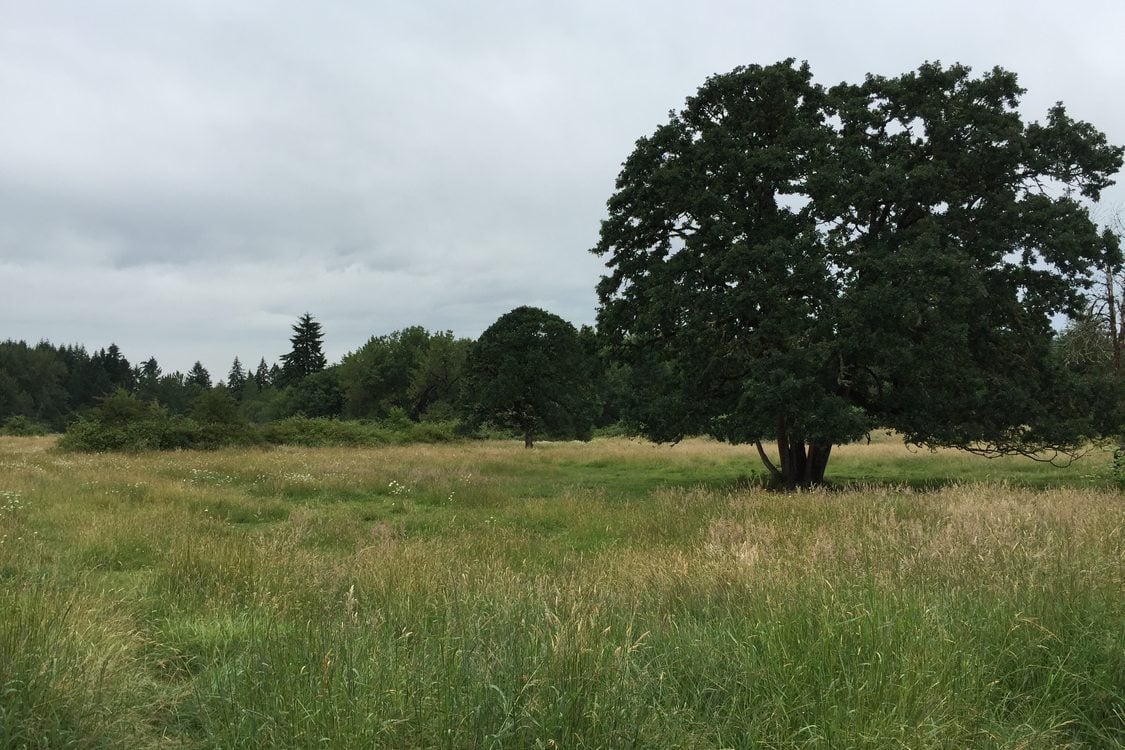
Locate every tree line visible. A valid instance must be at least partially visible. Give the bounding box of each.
[0,307,624,448]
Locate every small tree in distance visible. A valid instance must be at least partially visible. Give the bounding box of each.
[461,306,595,447]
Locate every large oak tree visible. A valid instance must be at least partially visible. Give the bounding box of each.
[593,60,1122,487]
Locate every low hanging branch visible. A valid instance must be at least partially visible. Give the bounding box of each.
[931,442,1093,468]
[755,440,782,479]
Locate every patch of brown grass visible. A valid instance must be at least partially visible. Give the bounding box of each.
[701,483,1124,590]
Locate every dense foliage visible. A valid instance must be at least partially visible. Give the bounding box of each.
[0,308,616,450]
[338,327,470,421]
[56,389,457,452]
[460,306,597,447]
[0,341,143,432]
[593,60,1123,486]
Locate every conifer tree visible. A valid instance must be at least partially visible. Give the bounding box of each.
[186,361,212,389]
[227,357,247,399]
[95,344,135,392]
[279,313,327,386]
[136,357,162,401]
[254,358,271,391]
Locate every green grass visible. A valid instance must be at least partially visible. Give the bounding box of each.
[0,435,1121,748]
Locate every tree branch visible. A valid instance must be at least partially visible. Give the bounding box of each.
[755,440,782,479]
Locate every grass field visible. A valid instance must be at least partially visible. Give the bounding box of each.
[0,434,1121,748]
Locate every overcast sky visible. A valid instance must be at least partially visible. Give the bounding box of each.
[2,1,1123,376]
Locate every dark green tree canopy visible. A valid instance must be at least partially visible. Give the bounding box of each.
[185,361,212,389]
[339,327,470,421]
[593,60,1123,486]
[279,313,327,386]
[95,344,135,393]
[0,340,70,430]
[138,357,161,382]
[461,306,596,447]
[283,367,344,419]
[191,385,245,426]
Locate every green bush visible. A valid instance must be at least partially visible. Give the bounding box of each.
[58,389,241,452]
[59,392,463,452]
[396,419,457,443]
[258,415,460,448]
[59,390,184,452]
[258,416,377,447]
[189,387,262,449]
[59,413,187,452]
[0,415,48,436]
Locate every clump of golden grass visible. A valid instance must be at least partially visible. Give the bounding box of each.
[702,483,1122,585]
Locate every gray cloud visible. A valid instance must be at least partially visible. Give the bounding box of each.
[2,0,1123,374]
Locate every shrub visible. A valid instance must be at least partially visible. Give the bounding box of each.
[258,416,376,447]
[59,391,179,452]
[59,392,463,452]
[0,415,48,436]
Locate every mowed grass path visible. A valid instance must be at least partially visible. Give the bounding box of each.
[0,435,1121,748]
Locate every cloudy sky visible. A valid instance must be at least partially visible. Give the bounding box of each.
[2,1,1123,376]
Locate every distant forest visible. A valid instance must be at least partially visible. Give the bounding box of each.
[0,311,624,441]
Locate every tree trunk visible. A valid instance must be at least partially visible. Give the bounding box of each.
[789,439,808,488]
[523,429,533,448]
[1108,263,1121,374]
[776,418,791,487]
[807,442,832,485]
[770,420,832,488]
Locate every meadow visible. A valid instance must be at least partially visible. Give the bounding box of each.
[0,434,1121,749]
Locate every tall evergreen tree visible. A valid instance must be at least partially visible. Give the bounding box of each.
[94,344,135,392]
[227,357,247,400]
[139,357,161,381]
[135,357,162,401]
[186,361,212,389]
[279,313,327,386]
[254,358,271,391]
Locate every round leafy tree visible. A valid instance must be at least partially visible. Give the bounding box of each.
[461,306,595,447]
[593,60,1123,487]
